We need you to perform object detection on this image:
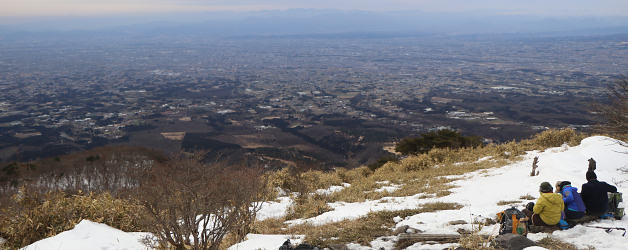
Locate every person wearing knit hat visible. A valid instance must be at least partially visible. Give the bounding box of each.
[523,182,564,226]
[586,171,597,181]
[539,182,553,193]
[556,181,586,220]
[581,170,617,216]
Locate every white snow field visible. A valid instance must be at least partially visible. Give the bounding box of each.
[20,136,628,249]
[227,234,305,250]
[21,220,151,250]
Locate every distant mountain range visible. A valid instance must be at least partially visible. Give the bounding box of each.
[1,9,628,41]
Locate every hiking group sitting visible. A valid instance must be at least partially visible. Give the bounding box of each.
[522,169,618,228]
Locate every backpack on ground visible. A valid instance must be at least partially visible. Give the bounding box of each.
[608,192,624,220]
[497,207,528,236]
[279,239,292,250]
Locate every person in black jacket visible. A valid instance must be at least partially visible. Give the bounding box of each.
[581,171,617,216]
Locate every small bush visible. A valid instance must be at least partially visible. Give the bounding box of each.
[336,166,373,183]
[398,154,435,171]
[457,220,494,250]
[300,170,344,191]
[286,194,333,220]
[251,218,288,234]
[395,129,482,156]
[266,167,298,192]
[528,128,584,149]
[266,167,344,197]
[0,188,145,249]
[458,233,493,250]
[367,155,398,171]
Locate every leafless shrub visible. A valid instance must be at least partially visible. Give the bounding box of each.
[594,78,628,138]
[0,146,165,205]
[139,152,267,250]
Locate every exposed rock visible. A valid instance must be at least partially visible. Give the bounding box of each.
[294,244,319,250]
[406,227,424,234]
[494,233,537,250]
[456,228,472,235]
[327,244,348,250]
[528,225,558,233]
[393,225,410,235]
[449,220,467,225]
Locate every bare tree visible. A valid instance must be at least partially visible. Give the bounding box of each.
[595,78,628,137]
[139,152,267,250]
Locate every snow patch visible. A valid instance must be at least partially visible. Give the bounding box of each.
[257,196,293,220]
[22,220,151,250]
[315,183,350,195]
[373,183,403,193]
[227,234,304,250]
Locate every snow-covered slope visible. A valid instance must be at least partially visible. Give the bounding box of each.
[396,136,628,249]
[19,136,628,250]
[240,136,628,249]
[21,220,151,250]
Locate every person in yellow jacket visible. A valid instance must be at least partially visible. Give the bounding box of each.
[522,182,564,226]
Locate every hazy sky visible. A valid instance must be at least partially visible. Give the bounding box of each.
[2,0,628,17]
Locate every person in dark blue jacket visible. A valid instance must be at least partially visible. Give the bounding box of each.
[557,181,586,219]
[581,171,617,216]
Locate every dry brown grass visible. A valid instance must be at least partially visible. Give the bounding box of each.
[458,233,494,250]
[519,194,536,200]
[0,129,588,250]
[285,194,333,220]
[251,218,289,234]
[252,129,587,247]
[252,203,462,248]
[259,128,588,234]
[0,189,146,249]
[266,129,586,205]
[496,200,521,206]
[536,236,579,250]
[456,220,496,250]
[302,202,462,247]
[421,202,464,212]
